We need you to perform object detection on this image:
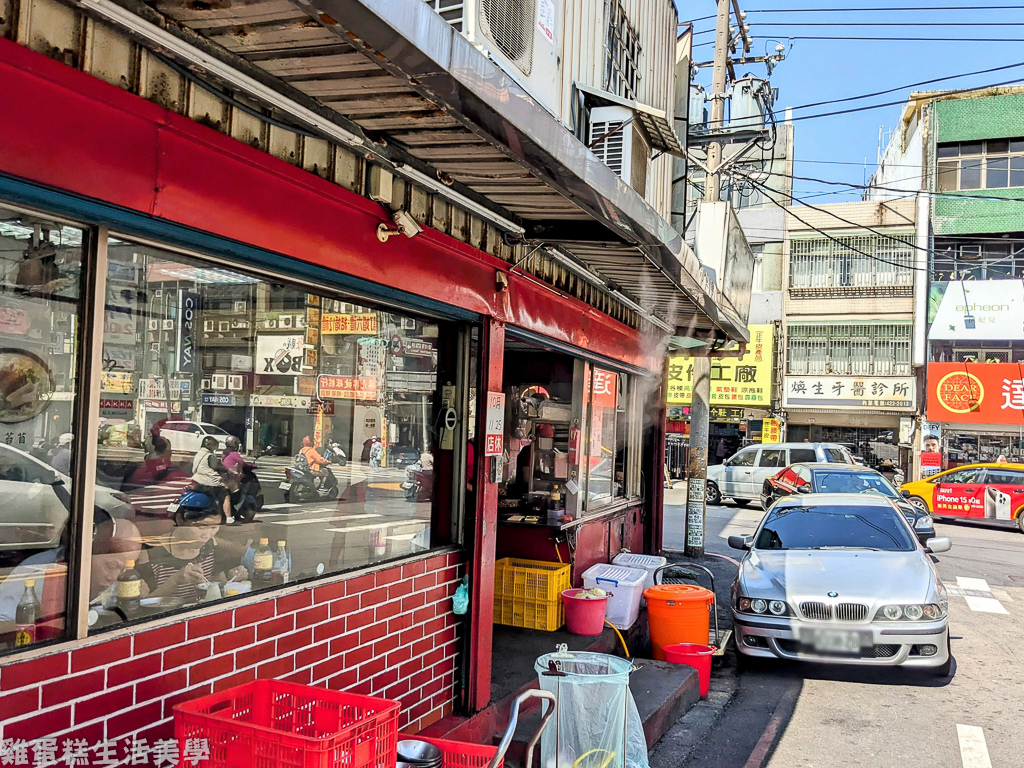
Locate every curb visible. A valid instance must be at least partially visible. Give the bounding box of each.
[647,654,740,768]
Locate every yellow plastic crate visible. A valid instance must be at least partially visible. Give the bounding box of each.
[493,595,565,631]
[494,558,571,602]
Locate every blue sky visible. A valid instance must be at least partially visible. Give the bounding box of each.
[681,2,1024,202]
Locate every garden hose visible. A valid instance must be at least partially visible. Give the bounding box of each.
[604,621,630,659]
[570,749,616,768]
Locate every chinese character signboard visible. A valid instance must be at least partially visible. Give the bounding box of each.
[317,375,377,400]
[784,376,916,412]
[320,313,378,335]
[762,418,781,443]
[484,392,505,456]
[667,324,773,406]
[926,362,1024,424]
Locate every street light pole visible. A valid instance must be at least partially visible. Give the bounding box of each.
[685,0,732,559]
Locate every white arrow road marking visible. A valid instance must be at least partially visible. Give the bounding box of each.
[956,577,1010,614]
[957,725,993,768]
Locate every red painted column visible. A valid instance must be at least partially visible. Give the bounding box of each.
[467,319,504,712]
[650,358,669,555]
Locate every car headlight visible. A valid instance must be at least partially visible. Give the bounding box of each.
[737,596,790,616]
[874,603,945,621]
[914,515,933,530]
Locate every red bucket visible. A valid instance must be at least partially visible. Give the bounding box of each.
[663,643,716,696]
[561,589,609,636]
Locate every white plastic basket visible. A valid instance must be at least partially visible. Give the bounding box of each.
[581,563,647,630]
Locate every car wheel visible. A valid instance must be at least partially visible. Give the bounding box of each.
[706,481,722,506]
[908,496,930,514]
[1016,508,1024,534]
[930,635,953,677]
[733,498,750,508]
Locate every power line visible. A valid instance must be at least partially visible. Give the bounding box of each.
[714,21,1024,26]
[694,36,1024,46]
[785,61,1024,111]
[744,5,1024,11]
[734,171,933,266]
[780,76,1024,122]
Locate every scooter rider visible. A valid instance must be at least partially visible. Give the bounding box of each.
[192,436,230,517]
[299,436,331,488]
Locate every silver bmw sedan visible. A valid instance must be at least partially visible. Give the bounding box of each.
[729,493,952,676]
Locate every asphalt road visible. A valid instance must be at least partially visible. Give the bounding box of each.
[661,491,1024,768]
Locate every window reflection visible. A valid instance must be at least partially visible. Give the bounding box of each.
[0,208,91,651]
[91,238,447,629]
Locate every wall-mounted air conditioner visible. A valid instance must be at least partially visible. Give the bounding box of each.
[423,0,562,119]
[588,105,651,196]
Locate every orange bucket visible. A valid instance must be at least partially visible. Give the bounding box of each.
[644,584,714,661]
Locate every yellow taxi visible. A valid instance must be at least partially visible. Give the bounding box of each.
[901,462,1024,533]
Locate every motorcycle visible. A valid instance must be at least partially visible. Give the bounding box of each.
[281,460,340,502]
[401,461,434,502]
[228,462,264,524]
[321,438,348,467]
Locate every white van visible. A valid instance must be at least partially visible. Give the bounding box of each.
[705,443,854,505]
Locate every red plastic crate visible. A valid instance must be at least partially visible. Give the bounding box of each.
[398,734,501,768]
[174,680,399,768]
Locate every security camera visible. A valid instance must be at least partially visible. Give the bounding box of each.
[377,209,423,242]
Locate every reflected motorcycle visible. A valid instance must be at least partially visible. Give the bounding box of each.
[281,461,339,502]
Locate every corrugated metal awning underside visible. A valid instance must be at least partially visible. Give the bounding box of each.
[127,0,743,339]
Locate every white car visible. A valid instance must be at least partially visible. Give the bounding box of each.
[158,421,229,454]
[706,442,854,506]
[0,443,132,551]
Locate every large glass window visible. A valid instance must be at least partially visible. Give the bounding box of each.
[937,138,1024,192]
[0,207,91,651]
[89,238,453,630]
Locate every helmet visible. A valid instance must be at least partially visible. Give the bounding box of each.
[177,490,216,512]
[225,435,241,451]
[175,491,223,523]
[302,436,313,447]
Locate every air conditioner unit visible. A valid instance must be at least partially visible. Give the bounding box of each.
[423,0,562,118]
[589,105,650,196]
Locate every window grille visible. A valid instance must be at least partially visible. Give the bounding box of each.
[787,324,912,376]
[423,0,467,31]
[604,0,642,100]
[789,235,914,297]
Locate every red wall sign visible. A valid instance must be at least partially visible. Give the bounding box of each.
[926,362,1024,425]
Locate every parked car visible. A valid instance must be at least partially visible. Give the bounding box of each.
[761,463,935,543]
[900,462,1024,533]
[706,443,854,506]
[157,421,230,454]
[729,493,952,676]
[0,443,132,552]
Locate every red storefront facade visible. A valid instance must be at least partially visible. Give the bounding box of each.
[0,0,746,747]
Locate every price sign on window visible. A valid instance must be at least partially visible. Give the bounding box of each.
[484,392,505,456]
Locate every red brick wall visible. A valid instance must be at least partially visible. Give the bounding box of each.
[0,551,463,744]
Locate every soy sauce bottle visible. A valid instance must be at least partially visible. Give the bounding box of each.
[117,560,142,617]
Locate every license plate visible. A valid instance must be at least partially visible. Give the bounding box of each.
[167,503,179,514]
[807,629,865,654]
[278,482,291,490]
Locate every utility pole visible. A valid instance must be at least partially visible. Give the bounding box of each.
[685,0,733,559]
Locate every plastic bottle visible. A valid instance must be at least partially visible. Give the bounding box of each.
[15,579,40,647]
[116,559,142,617]
[272,541,290,585]
[252,538,273,589]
